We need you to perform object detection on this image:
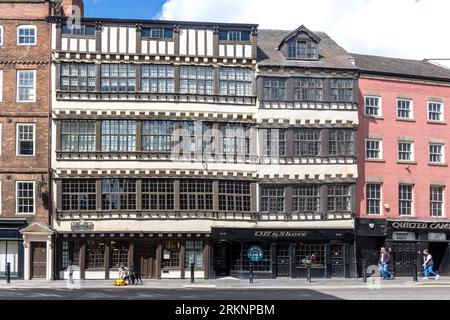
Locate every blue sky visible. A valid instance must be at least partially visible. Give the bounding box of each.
[81,0,450,60]
[84,0,165,19]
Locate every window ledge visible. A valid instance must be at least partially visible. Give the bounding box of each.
[427,121,447,125]
[429,162,448,167]
[364,115,384,120]
[397,161,417,165]
[365,159,385,163]
[396,118,416,123]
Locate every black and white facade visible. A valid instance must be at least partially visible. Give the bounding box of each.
[50,18,358,280]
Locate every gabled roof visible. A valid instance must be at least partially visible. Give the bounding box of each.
[352,53,450,82]
[20,221,54,235]
[277,25,321,50]
[258,29,357,70]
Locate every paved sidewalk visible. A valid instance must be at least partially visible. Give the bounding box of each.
[0,277,448,290]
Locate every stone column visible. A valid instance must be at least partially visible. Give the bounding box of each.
[23,236,30,281]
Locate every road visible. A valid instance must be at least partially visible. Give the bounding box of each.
[0,287,449,300]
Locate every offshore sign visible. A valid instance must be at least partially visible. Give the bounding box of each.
[254,231,308,238]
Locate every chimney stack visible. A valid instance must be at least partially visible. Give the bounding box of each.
[62,0,84,17]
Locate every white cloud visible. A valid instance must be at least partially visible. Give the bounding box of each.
[157,0,450,60]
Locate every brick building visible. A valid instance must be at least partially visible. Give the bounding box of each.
[354,54,450,276]
[0,0,81,280]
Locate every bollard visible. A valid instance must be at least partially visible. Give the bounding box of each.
[249,262,254,284]
[362,262,367,283]
[6,262,11,284]
[413,260,418,282]
[190,263,195,283]
[307,265,312,283]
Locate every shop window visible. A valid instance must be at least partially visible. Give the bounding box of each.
[86,241,105,269]
[111,241,129,269]
[240,243,271,272]
[163,241,180,268]
[61,240,80,269]
[296,243,325,268]
[0,241,19,277]
[185,241,204,268]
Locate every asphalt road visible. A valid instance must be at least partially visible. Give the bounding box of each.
[0,287,450,300]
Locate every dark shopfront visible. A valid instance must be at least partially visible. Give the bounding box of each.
[0,219,26,279]
[211,228,356,279]
[385,220,450,277]
[56,233,211,280]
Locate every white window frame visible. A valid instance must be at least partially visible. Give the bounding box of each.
[0,25,3,46]
[428,101,444,122]
[16,123,35,156]
[429,143,445,164]
[0,123,2,156]
[398,141,414,162]
[17,25,37,46]
[365,139,382,160]
[16,70,36,102]
[364,96,382,117]
[366,183,382,215]
[397,99,414,120]
[15,181,35,215]
[399,184,414,216]
[430,185,445,218]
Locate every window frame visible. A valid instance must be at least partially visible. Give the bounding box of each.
[0,25,3,46]
[141,179,174,211]
[218,181,251,212]
[294,78,323,101]
[263,78,287,101]
[428,101,444,122]
[260,185,285,213]
[327,184,352,212]
[179,65,214,95]
[101,179,136,211]
[16,123,35,156]
[219,67,254,97]
[101,120,136,152]
[16,70,36,103]
[429,143,445,164]
[330,79,353,102]
[364,96,382,117]
[140,64,174,94]
[141,120,174,152]
[61,120,96,152]
[328,129,355,157]
[61,180,97,212]
[396,99,414,120]
[399,184,413,216]
[17,25,37,46]
[430,186,444,218]
[60,63,96,92]
[366,183,382,215]
[100,64,136,93]
[16,181,35,215]
[292,185,321,213]
[398,141,414,162]
[365,139,382,160]
[180,180,213,211]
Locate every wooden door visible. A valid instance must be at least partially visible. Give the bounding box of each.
[31,242,47,279]
[135,244,157,278]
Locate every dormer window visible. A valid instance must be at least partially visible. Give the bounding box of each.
[219,30,251,42]
[141,27,173,40]
[278,25,321,61]
[288,40,317,59]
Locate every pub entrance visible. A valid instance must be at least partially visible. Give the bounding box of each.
[135,243,157,279]
[429,242,448,274]
[390,242,417,277]
[275,244,290,277]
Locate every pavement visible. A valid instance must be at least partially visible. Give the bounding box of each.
[0,276,448,290]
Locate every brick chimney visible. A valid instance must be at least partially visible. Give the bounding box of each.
[62,0,84,17]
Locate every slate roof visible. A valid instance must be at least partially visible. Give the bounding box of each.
[352,53,450,82]
[257,29,357,70]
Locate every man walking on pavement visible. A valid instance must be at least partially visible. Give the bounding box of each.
[379,247,394,280]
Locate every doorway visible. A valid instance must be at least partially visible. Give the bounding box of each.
[428,242,448,273]
[135,243,157,279]
[276,244,290,277]
[391,242,417,276]
[31,242,47,279]
[213,241,232,277]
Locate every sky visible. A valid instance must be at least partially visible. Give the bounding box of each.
[84,0,450,61]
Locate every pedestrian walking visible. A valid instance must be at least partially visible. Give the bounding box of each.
[379,247,393,280]
[422,249,440,280]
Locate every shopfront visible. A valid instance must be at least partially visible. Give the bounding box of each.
[385,220,450,277]
[211,228,356,279]
[0,219,26,279]
[56,232,211,280]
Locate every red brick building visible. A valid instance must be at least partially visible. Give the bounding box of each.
[354,54,450,276]
[0,0,81,280]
